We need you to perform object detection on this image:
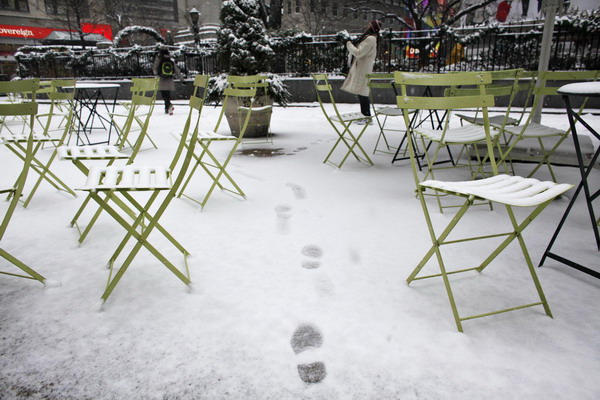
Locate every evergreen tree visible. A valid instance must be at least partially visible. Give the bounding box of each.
[217,0,274,75]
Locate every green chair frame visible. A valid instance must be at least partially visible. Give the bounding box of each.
[112,77,159,152]
[74,76,207,304]
[312,74,374,168]
[1,80,76,207]
[177,75,258,209]
[0,80,46,283]
[394,70,574,332]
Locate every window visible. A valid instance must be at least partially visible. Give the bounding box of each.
[353,9,358,19]
[310,0,314,12]
[295,0,299,13]
[321,0,327,14]
[363,11,368,20]
[332,2,337,16]
[0,0,29,12]
[287,0,292,14]
[45,0,89,17]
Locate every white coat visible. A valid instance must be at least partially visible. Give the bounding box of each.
[340,35,377,97]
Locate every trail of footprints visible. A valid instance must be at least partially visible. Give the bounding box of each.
[276,183,328,383]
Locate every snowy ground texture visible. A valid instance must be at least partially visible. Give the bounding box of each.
[1,102,599,399]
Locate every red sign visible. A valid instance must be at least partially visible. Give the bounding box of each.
[0,23,113,40]
[0,24,55,39]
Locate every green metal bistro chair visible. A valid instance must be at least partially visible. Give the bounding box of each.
[111,77,159,152]
[312,74,374,168]
[21,79,77,208]
[0,80,46,284]
[454,69,526,129]
[72,77,206,305]
[398,71,502,185]
[367,73,412,155]
[394,70,574,332]
[1,80,76,207]
[498,70,600,182]
[177,75,256,209]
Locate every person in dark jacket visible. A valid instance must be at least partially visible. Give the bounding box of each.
[152,48,183,115]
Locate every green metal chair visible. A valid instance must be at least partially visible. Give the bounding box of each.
[399,71,502,185]
[498,70,600,182]
[394,70,574,332]
[0,80,46,284]
[312,74,374,168]
[72,76,207,305]
[21,79,77,208]
[367,73,407,155]
[177,75,257,209]
[1,80,76,207]
[111,77,159,152]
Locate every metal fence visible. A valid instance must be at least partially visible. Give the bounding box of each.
[17,21,600,79]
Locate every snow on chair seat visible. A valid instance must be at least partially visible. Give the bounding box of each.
[420,174,573,207]
[375,106,405,116]
[504,122,565,138]
[58,145,129,160]
[197,129,236,140]
[79,165,171,191]
[330,112,371,123]
[456,114,519,127]
[416,124,501,144]
[0,132,57,143]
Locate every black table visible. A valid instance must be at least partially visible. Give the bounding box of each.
[539,82,600,278]
[71,82,121,146]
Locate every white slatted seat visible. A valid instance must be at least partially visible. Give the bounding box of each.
[330,111,370,123]
[58,145,129,160]
[457,114,519,127]
[375,106,404,116]
[197,130,236,140]
[80,165,171,191]
[1,132,57,143]
[421,174,573,207]
[417,124,502,144]
[503,122,565,138]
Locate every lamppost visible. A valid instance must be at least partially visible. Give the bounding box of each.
[189,7,201,47]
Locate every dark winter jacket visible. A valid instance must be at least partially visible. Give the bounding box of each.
[152,55,183,91]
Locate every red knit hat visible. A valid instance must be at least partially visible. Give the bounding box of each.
[370,20,383,33]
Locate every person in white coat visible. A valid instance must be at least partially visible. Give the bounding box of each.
[340,20,383,121]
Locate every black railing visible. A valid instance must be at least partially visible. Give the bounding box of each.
[17,21,600,79]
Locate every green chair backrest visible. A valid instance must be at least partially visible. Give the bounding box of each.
[213,75,259,134]
[312,73,348,124]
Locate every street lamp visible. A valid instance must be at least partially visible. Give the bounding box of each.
[189,7,201,47]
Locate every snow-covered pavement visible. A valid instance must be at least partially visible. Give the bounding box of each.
[1,102,599,399]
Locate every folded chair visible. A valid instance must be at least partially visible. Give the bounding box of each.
[312,74,374,168]
[177,75,256,208]
[498,70,600,182]
[0,81,46,284]
[394,70,574,332]
[111,77,159,152]
[21,79,77,208]
[73,77,206,304]
[0,80,76,207]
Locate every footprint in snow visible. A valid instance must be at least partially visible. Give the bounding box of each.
[291,324,327,384]
[286,182,307,200]
[301,244,322,269]
[275,204,292,234]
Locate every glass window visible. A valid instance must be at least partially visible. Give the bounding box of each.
[295,0,300,13]
[1,0,29,12]
[288,0,292,14]
[321,0,327,14]
[332,2,337,16]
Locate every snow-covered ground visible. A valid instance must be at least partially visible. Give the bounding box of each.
[1,102,599,399]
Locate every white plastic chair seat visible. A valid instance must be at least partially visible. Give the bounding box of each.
[58,145,129,160]
[416,124,501,144]
[504,123,565,138]
[330,112,371,123]
[420,174,573,207]
[78,165,171,191]
[456,114,519,127]
[190,130,237,141]
[0,132,57,143]
[375,107,417,117]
